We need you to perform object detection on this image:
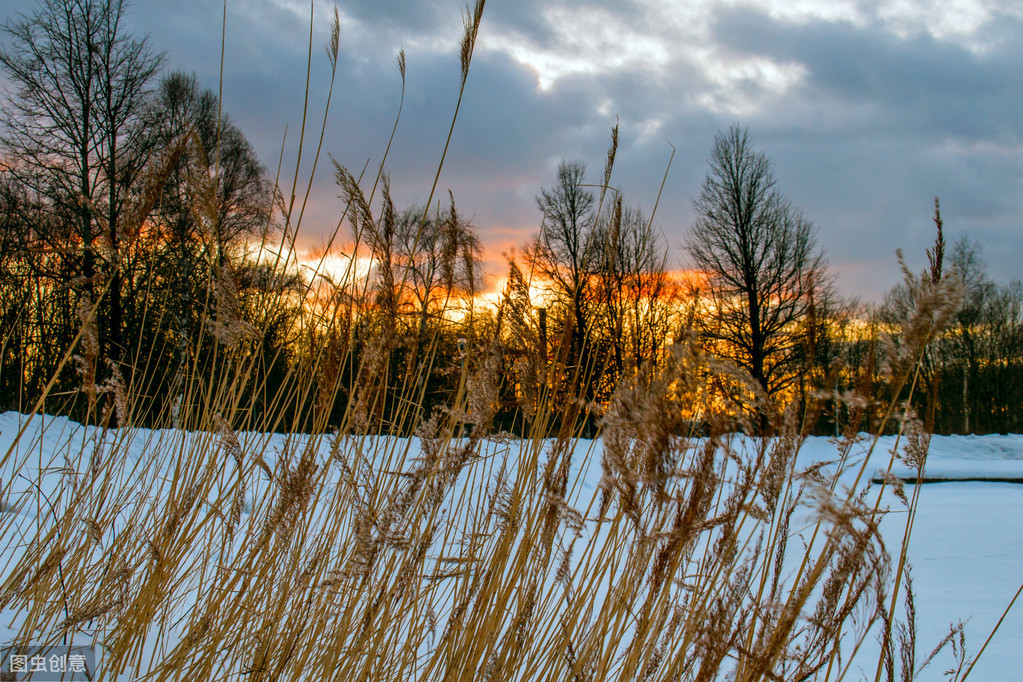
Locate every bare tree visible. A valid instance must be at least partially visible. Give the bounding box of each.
[148,72,271,260]
[591,196,680,391]
[0,0,162,361]
[525,160,598,373]
[686,126,827,423]
[394,195,482,340]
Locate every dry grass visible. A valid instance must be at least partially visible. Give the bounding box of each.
[0,269,969,680]
[0,2,997,681]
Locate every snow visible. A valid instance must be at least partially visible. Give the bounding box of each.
[1,412,1020,679]
[890,483,1023,679]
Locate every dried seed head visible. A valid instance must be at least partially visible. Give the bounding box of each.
[327,6,340,69]
[84,519,103,546]
[459,0,486,84]
[465,347,501,431]
[74,296,99,406]
[896,409,930,473]
[99,359,128,426]
[217,414,244,467]
[209,263,256,348]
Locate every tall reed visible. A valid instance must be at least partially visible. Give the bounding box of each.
[0,3,1002,681]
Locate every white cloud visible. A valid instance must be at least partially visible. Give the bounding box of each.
[483,6,671,91]
[689,48,809,116]
[877,0,990,43]
[481,0,1006,115]
[478,1,817,115]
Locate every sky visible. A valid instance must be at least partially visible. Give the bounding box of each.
[1,0,1021,301]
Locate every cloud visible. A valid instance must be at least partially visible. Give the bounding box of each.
[1,0,1020,301]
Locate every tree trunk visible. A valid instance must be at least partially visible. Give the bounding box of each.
[962,362,969,434]
[108,150,123,364]
[746,285,770,434]
[538,306,547,363]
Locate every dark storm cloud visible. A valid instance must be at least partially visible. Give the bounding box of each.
[338,0,447,33]
[710,5,1023,140]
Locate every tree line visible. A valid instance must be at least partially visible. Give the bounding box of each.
[1,0,1020,435]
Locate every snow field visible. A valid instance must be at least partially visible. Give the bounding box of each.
[1,412,1020,679]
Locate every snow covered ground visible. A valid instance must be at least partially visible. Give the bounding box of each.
[1,412,1020,679]
[795,434,1023,679]
[889,483,1022,678]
